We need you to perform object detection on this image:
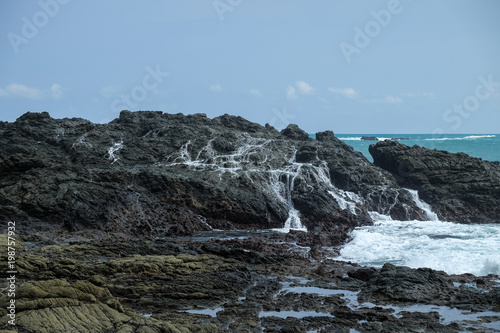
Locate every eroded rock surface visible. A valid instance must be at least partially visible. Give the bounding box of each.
[1,236,498,332]
[0,111,428,246]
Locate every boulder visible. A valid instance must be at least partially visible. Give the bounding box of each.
[369,140,500,223]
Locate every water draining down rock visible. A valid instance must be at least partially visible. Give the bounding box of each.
[162,133,366,232]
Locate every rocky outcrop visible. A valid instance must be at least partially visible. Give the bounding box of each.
[0,111,427,245]
[360,263,500,308]
[369,140,500,223]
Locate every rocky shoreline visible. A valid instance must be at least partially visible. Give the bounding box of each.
[1,234,499,332]
[1,111,499,332]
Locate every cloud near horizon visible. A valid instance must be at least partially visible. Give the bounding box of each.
[296,81,314,94]
[384,95,403,104]
[286,81,314,99]
[0,83,63,100]
[328,87,358,99]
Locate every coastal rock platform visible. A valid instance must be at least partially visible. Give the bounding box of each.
[1,235,499,332]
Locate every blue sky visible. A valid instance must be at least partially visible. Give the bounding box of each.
[1,0,499,133]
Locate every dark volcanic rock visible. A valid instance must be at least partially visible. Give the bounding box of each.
[369,140,500,223]
[359,263,454,304]
[359,263,500,311]
[281,123,310,141]
[0,111,431,244]
[361,136,378,140]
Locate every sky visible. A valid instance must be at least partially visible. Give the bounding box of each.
[1,0,499,134]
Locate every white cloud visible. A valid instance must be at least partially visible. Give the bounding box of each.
[328,87,358,99]
[0,83,64,100]
[0,83,43,99]
[250,89,262,96]
[384,95,403,104]
[286,86,297,99]
[210,84,223,92]
[296,81,313,95]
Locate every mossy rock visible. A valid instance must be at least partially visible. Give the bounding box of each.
[0,234,27,251]
[40,244,64,254]
[16,254,49,273]
[16,303,130,333]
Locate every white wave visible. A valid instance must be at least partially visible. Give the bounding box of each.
[336,220,500,276]
[424,134,496,141]
[338,137,392,141]
[424,137,454,141]
[338,137,362,141]
[464,134,496,139]
[368,211,393,222]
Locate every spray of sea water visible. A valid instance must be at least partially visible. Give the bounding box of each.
[336,213,500,276]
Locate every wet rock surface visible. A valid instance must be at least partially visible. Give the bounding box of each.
[0,235,499,332]
[0,111,428,245]
[369,140,500,223]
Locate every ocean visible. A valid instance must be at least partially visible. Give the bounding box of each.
[336,133,500,163]
[333,134,500,276]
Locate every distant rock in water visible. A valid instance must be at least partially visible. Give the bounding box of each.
[390,137,409,141]
[0,111,430,245]
[369,140,500,223]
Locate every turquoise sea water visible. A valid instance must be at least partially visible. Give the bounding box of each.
[332,134,499,162]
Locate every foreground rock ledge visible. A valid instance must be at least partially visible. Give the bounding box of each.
[0,236,499,332]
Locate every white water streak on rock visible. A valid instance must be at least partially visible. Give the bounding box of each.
[108,140,124,164]
[405,188,439,221]
[162,133,365,232]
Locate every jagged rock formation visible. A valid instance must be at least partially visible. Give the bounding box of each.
[369,140,500,223]
[1,111,427,245]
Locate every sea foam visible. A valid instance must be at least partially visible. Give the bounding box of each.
[336,218,500,276]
